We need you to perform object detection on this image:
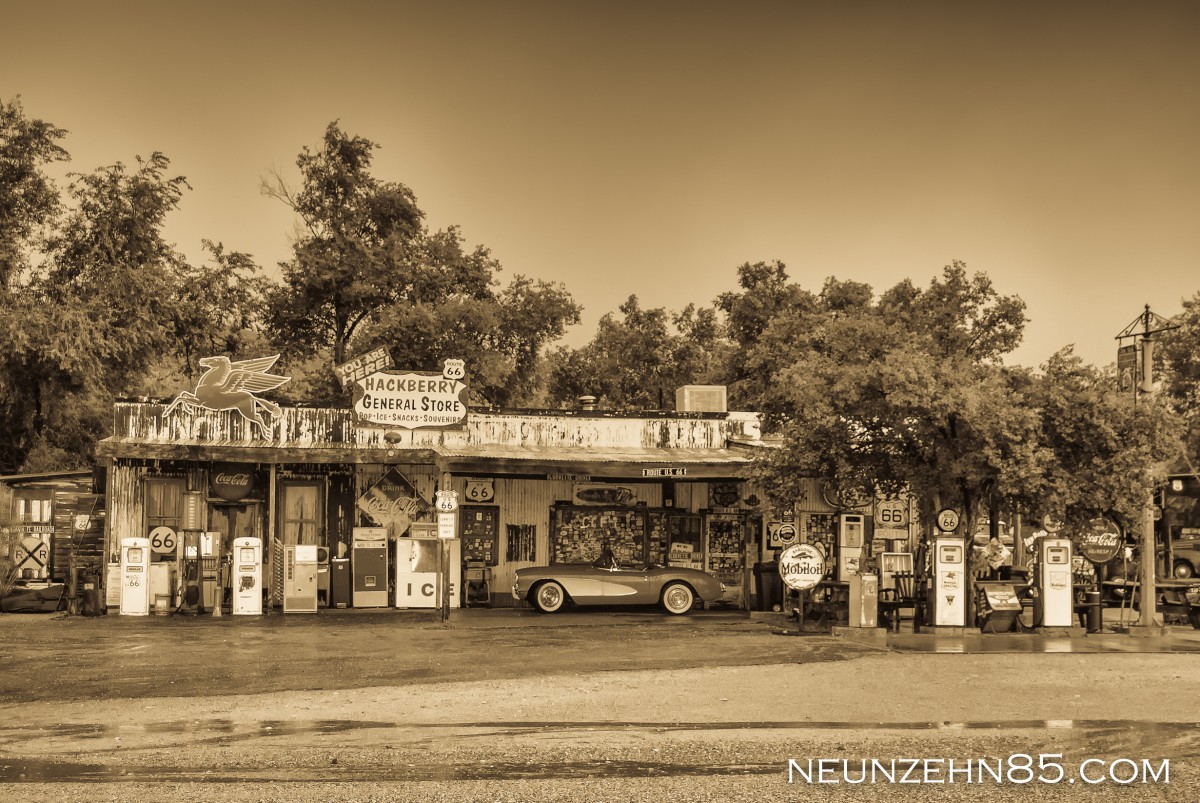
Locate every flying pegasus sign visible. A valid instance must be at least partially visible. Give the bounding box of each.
[164,355,291,437]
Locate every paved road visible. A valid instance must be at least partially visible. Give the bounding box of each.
[1,610,1198,801]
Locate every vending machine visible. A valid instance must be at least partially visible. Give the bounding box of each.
[329,557,351,608]
[1037,536,1074,627]
[232,536,262,615]
[119,537,151,616]
[283,544,319,612]
[931,536,966,627]
[395,535,460,608]
[316,546,330,607]
[837,514,865,582]
[352,527,389,608]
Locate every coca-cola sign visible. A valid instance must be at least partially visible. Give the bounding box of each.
[356,467,431,537]
[210,463,256,501]
[1074,518,1122,564]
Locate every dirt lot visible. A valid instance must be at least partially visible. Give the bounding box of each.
[2,610,1200,801]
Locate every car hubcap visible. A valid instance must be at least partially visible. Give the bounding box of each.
[666,587,690,610]
[539,586,560,607]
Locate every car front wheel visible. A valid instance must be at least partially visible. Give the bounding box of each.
[1174,561,1195,579]
[661,582,695,615]
[533,581,567,613]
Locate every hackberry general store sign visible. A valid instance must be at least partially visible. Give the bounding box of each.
[351,359,468,429]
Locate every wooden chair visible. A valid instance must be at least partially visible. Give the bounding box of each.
[879,571,916,632]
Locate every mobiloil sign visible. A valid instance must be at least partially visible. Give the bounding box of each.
[351,359,467,430]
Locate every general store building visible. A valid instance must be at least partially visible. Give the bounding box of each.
[94,386,774,611]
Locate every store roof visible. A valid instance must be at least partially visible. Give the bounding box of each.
[94,437,756,478]
[434,445,754,479]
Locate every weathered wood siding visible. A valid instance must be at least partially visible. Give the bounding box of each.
[108,403,740,451]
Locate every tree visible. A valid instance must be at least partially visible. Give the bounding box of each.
[0,97,68,290]
[547,296,723,409]
[265,122,580,406]
[263,122,424,372]
[749,265,1035,530]
[714,261,816,408]
[1158,292,1200,473]
[737,263,1041,622]
[0,152,221,470]
[1027,348,1183,535]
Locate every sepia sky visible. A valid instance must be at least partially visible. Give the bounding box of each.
[4,0,1198,369]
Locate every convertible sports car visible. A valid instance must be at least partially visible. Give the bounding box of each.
[513,554,725,615]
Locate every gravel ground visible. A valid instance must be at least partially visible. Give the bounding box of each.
[1,612,1198,801]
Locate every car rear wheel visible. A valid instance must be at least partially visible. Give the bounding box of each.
[1174,561,1195,579]
[661,582,694,615]
[533,581,567,613]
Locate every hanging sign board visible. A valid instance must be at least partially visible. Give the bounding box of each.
[936,508,961,532]
[351,360,468,429]
[874,497,909,528]
[357,468,431,537]
[464,479,494,502]
[333,346,394,390]
[1117,344,1138,400]
[778,543,825,591]
[435,490,459,513]
[1075,518,1122,564]
[148,526,178,555]
[210,463,256,501]
[767,521,798,549]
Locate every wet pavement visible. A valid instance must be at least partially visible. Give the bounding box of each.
[886,631,1200,653]
[4,610,1200,799]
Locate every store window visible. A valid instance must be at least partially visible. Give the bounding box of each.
[15,495,53,524]
[281,481,323,546]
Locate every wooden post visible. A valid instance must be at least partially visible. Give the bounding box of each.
[1139,496,1156,628]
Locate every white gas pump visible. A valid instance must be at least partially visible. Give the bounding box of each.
[1037,536,1074,627]
[232,536,263,615]
[283,544,319,612]
[931,536,966,626]
[119,537,151,616]
[836,513,865,582]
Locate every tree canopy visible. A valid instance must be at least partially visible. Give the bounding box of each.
[547,295,724,409]
[265,122,580,407]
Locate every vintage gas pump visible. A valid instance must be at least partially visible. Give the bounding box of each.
[848,572,878,627]
[836,513,865,582]
[119,536,151,616]
[231,536,262,615]
[1036,536,1074,627]
[463,562,492,607]
[352,527,389,608]
[283,544,319,612]
[931,536,966,627]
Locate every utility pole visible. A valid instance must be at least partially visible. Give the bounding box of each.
[1115,305,1180,630]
